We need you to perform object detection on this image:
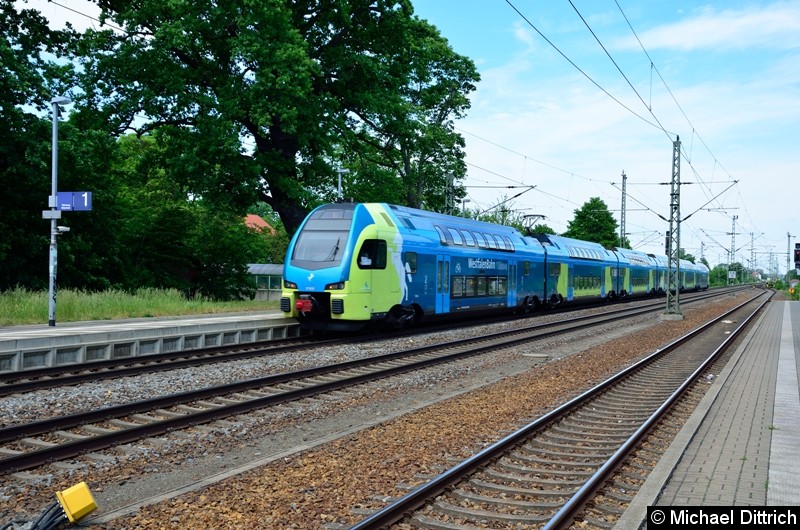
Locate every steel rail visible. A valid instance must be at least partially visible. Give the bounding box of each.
[542,291,771,530]
[0,288,733,444]
[347,289,768,529]
[0,289,754,475]
[0,288,742,395]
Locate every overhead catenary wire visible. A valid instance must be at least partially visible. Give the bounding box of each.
[499,0,770,261]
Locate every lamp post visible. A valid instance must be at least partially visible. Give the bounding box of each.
[47,96,71,326]
[461,198,471,216]
[336,168,350,202]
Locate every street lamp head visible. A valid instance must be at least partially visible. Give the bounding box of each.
[51,96,72,105]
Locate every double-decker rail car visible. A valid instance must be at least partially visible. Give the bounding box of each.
[649,254,669,294]
[681,260,710,291]
[280,202,708,331]
[280,202,549,331]
[533,234,621,303]
[647,255,709,293]
[614,247,661,297]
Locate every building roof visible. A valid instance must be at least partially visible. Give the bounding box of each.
[244,214,276,235]
[247,264,283,275]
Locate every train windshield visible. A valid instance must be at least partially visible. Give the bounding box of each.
[291,207,354,266]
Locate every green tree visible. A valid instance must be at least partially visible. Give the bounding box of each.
[709,264,729,287]
[0,1,77,290]
[77,0,478,235]
[562,197,620,248]
[529,223,556,235]
[248,201,291,264]
[109,132,267,299]
[53,126,128,290]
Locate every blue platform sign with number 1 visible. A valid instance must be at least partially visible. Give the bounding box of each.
[57,191,92,211]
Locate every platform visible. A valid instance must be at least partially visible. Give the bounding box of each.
[0,312,299,373]
[616,300,800,528]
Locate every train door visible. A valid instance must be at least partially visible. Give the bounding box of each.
[436,255,450,314]
[507,261,517,308]
[600,265,607,298]
[567,264,574,300]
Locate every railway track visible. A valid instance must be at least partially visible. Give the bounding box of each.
[348,289,770,529]
[0,335,331,397]
[0,289,747,476]
[0,288,741,397]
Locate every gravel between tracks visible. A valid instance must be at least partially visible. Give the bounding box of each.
[0,290,758,529]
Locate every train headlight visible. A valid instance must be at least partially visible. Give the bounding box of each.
[325,281,345,290]
[284,280,297,289]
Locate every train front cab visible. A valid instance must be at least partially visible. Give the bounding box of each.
[281,203,408,331]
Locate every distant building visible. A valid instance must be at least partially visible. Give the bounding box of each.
[248,263,283,301]
[244,214,276,235]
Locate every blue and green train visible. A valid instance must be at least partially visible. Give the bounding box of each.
[280,202,709,331]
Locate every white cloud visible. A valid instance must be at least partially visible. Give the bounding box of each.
[615,2,800,51]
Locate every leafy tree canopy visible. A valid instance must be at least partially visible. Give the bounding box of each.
[0,1,77,290]
[77,0,479,235]
[562,197,620,248]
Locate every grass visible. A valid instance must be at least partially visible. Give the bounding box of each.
[0,287,280,327]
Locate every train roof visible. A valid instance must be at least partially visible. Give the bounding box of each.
[381,203,546,254]
[386,204,521,235]
[614,247,658,267]
[532,233,615,261]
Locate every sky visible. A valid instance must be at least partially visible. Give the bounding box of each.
[17,0,800,275]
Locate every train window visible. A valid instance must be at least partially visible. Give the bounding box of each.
[477,276,487,295]
[443,261,450,293]
[357,240,387,270]
[549,263,560,276]
[379,213,396,228]
[485,234,498,249]
[452,276,464,297]
[493,235,506,250]
[465,276,477,296]
[460,230,476,247]
[437,261,442,292]
[400,217,416,230]
[448,228,464,245]
[405,252,417,273]
[498,277,507,295]
[293,230,348,264]
[524,261,531,276]
[503,236,515,251]
[487,277,497,295]
[474,232,488,248]
[434,225,448,245]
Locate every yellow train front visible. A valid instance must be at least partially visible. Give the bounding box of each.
[280,202,421,331]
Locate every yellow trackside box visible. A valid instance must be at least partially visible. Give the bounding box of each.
[56,481,97,523]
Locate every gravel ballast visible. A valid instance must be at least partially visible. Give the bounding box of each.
[0,291,758,529]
